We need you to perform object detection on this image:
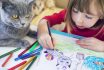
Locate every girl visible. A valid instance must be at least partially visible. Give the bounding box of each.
[37,0,104,52]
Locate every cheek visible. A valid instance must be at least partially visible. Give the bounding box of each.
[71,12,78,22]
[71,12,81,26]
[84,18,99,27]
[5,18,13,23]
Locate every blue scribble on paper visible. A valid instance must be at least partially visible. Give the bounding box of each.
[83,56,104,70]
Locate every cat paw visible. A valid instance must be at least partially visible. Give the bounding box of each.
[17,40,30,48]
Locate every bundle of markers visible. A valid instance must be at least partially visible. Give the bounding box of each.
[0,40,43,70]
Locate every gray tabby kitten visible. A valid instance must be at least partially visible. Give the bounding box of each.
[0,0,35,47]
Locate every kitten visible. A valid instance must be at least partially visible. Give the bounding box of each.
[31,0,45,16]
[0,0,35,47]
[31,0,55,17]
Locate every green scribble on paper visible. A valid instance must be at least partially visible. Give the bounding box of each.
[55,38,104,57]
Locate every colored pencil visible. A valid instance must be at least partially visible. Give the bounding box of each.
[8,61,27,70]
[15,51,40,61]
[18,41,39,57]
[26,56,37,70]
[15,46,42,61]
[18,47,31,57]
[29,40,39,52]
[18,56,35,70]
[2,53,13,67]
[21,52,40,60]
[0,48,21,59]
[47,23,53,44]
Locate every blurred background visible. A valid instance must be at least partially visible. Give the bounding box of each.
[31,0,68,27]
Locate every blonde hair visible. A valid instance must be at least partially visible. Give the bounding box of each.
[65,0,104,28]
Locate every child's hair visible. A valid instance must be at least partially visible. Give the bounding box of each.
[65,0,104,28]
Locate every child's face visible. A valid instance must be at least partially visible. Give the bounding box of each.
[71,3,100,29]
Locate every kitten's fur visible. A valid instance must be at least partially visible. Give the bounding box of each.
[31,0,55,17]
[0,0,35,47]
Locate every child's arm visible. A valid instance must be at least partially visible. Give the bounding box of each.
[37,9,66,49]
[76,37,104,52]
[38,19,54,49]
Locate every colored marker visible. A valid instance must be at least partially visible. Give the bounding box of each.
[2,53,13,67]
[29,41,39,52]
[18,47,31,57]
[15,49,41,61]
[0,48,21,59]
[18,41,37,56]
[26,56,37,70]
[15,52,39,61]
[18,56,35,70]
[8,61,27,70]
[21,52,40,60]
[15,46,42,61]
[18,41,39,56]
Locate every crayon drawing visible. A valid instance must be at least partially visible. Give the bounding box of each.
[53,33,104,57]
[83,56,104,70]
[36,31,104,70]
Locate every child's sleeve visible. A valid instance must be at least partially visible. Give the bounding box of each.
[43,9,66,27]
[102,35,104,41]
[100,28,104,41]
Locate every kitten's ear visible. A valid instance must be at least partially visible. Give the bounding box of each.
[25,0,34,4]
[0,0,9,6]
[0,0,14,14]
[1,0,10,8]
[0,0,9,2]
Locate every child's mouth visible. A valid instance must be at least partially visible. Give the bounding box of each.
[77,26,85,29]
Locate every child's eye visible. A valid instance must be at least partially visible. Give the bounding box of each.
[73,8,79,13]
[12,15,19,19]
[85,15,93,19]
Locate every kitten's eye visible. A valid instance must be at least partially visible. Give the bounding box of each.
[12,15,19,19]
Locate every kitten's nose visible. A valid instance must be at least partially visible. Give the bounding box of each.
[21,23,25,26]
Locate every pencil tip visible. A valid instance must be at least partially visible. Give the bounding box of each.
[15,58,20,61]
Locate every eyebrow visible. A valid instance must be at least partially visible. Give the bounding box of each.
[85,11,97,16]
[85,11,100,17]
[73,7,98,17]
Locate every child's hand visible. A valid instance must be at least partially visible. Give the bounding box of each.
[38,32,54,49]
[37,19,54,49]
[76,37,104,52]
